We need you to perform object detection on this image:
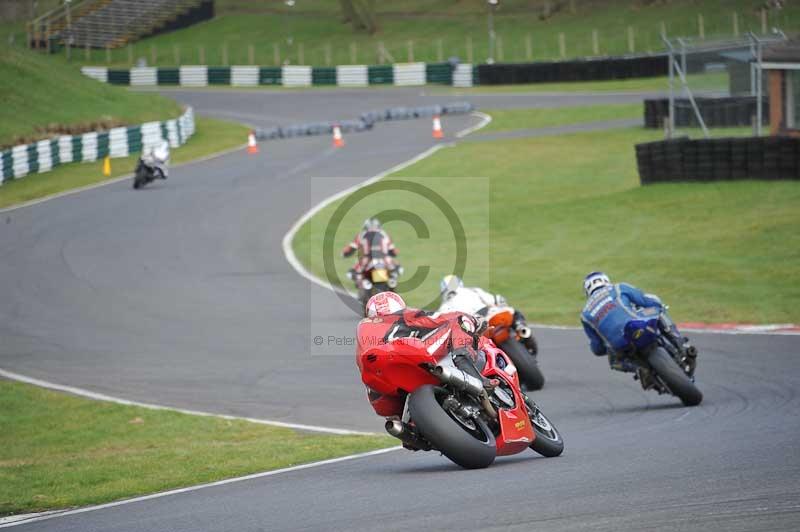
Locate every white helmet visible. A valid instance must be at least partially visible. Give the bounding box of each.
[365,292,406,318]
[363,217,381,231]
[583,271,611,297]
[439,275,463,298]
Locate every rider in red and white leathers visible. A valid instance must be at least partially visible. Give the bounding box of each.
[362,292,489,418]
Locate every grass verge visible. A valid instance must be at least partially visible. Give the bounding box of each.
[0,117,248,210]
[12,1,799,68]
[292,110,800,325]
[480,103,641,133]
[0,379,393,516]
[0,44,181,148]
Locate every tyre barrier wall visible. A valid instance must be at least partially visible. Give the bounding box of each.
[83,53,671,88]
[253,102,474,141]
[635,136,800,185]
[476,53,667,85]
[0,108,195,185]
[644,97,769,129]
[82,63,469,88]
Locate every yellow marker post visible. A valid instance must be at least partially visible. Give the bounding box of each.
[103,156,111,177]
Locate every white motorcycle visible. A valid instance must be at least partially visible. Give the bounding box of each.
[133,140,170,189]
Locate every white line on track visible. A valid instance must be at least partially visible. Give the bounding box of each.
[0,368,379,436]
[0,446,401,529]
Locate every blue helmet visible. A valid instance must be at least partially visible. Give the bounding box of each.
[583,271,611,297]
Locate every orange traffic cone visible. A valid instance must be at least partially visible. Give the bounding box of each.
[332,125,345,148]
[247,131,258,154]
[432,115,444,139]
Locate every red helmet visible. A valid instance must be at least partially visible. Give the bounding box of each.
[365,292,406,318]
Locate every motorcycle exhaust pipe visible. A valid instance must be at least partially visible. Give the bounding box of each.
[432,365,485,397]
[385,419,431,451]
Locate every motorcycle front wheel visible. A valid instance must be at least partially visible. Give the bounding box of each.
[524,396,564,457]
[408,385,496,469]
[500,337,545,391]
[647,347,703,407]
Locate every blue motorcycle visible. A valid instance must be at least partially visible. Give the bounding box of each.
[623,309,702,406]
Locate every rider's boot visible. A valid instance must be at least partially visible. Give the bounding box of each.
[452,348,498,393]
[608,353,637,373]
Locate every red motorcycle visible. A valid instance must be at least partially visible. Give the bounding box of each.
[356,318,564,469]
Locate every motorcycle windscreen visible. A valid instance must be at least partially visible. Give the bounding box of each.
[624,319,660,350]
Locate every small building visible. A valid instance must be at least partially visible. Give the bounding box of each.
[761,40,800,136]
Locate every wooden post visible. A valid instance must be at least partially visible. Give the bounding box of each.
[248,44,254,65]
[199,45,205,65]
[325,42,332,66]
[437,38,443,62]
[627,26,635,53]
[298,42,304,65]
[407,40,413,62]
[106,44,111,63]
[150,44,156,65]
[376,42,383,64]
[273,43,280,65]
[525,34,532,61]
[466,36,473,64]
[45,22,51,54]
[127,44,133,65]
[732,12,739,36]
[496,35,503,61]
[222,43,228,66]
[698,14,705,40]
[350,41,357,64]
[761,9,767,34]
[592,29,599,55]
[174,44,180,65]
[558,32,565,59]
[660,21,666,38]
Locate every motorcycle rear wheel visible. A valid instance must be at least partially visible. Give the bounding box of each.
[647,347,703,407]
[408,385,496,469]
[524,396,564,457]
[500,338,545,391]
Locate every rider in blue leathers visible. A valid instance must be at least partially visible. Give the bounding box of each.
[580,272,679,372]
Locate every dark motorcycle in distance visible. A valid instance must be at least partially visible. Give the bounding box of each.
[133,140,169,189]
[624,308,702,406]
[349,255,402,316]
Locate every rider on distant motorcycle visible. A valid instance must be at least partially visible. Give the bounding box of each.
[580,272,690,373]
[342,218,398,283]
[361,291,493,419]
[438,275,537,354]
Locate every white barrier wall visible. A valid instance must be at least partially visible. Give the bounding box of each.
[453,64,474,88]
[12,145,29,178]
[282,66,312,87]
[109,127,129,158]
[130,67,158,86]
[36,140,53,173]
[81,66,108,83]
[336,65,368,87]
[58,136,73,164]
[179,66,208,87]
[393,63,426,86]
[231,66,259,86]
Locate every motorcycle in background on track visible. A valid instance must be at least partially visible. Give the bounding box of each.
[349,254,402,316]
[133,140,170,189]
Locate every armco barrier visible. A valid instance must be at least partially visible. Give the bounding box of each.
[477,53,667,85]
[0,108,195,185]
[635,136,800,184]
[644,97,769,129]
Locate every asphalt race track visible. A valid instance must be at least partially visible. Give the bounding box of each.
[1,87,799,531]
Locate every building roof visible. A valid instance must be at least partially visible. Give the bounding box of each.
[762,40,800,63]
